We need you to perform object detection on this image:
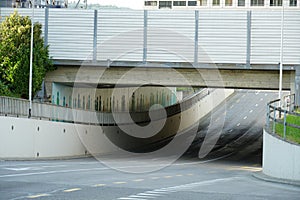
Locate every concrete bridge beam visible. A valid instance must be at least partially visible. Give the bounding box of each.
[45,66,295,97]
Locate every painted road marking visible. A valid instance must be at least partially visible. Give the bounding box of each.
[133,179,144,182]
[176,174,182,177]
[255,104,258,107]
[237,123,241,127]
[63,188,82,193]
[249,110,253,113]
[117,177,240,200]
[0,167,109,178]
[164,176,172,179]
[93,184,106,187]
[243,116,248,120]
[151,177,160,180]
[230,105,234,109]
[27,194,50,198]
[114,181,127,185]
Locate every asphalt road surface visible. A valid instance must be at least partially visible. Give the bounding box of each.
[1,90,299,200]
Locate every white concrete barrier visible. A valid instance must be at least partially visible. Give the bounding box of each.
[263,129,300,181]
[0,117,88,159]
[0,89,234,159]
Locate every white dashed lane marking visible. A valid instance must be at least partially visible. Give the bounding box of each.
[117,177,241,200]
[63,188,82,193]
[27,194,50,199]
[243,116,248,120]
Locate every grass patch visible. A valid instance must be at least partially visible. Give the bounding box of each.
[275,114,300,144]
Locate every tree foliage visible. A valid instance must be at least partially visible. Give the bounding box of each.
[0,11,54,98]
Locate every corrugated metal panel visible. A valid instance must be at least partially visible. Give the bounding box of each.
[282,11,300,65]
[48,9,94,60]
[147,10,195,63]
[0,8,45,37]
[97,9,144,62]
[251,11,282,64]
[0,8,299,66]
[198,11,247,64]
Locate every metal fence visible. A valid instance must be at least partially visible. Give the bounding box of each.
[0,8,300,66]
[0,88,210,125]
[266,94,300,140]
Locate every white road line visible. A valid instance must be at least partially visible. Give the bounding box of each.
[63,188,82,192]
[243,116,248,120]
[255,104,258,107]
[118,177,241,200]
[237,123,241,127]
[249,110,253,113]
[27,193,50,199]
[0,167,108,178]
[129,195,157,199]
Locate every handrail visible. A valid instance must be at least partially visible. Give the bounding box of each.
[0,88,211,125]
[266,94,300,141]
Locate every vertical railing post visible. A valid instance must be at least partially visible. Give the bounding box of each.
[283,109,287,139]
[246,11,252,69]
[266,104,270,130]
[44,7,49,47]
[194,10,199,68]
[273,105,276,134]
[143,10,148,64]
[93,10,98,63]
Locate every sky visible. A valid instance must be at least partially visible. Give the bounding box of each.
[87,0,144,9]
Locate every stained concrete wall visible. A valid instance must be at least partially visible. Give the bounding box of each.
[52,83,177,112]
[263,129,300,181]
[0,89,233,159]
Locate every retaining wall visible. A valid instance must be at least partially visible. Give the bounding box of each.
[263,129,300,181]
[0,89,234,159]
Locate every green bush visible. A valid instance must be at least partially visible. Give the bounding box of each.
[0,11,54,99]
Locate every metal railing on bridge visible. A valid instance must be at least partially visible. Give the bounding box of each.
[0,88,211,125]
[266,94,300,143]
[0,8,299,67]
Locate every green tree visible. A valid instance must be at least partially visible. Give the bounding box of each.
[0,11,54,98]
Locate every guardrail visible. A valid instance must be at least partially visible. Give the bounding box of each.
[266,94,300,141]
[0,88,211,125]
[0,96,116,124]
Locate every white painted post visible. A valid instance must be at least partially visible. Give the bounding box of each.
[29,0,35,118]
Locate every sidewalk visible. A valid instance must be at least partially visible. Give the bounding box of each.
[253,172,300,187]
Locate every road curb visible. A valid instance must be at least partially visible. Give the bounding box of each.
[252,172,300,187]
